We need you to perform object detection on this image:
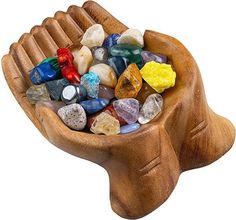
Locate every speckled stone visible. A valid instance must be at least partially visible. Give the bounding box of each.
[26,84,51,104]
[90,112,120,135]
[91,46,108,64]
[81,72,100,98]
[57,103,87,131]
[61,84,87,104]
[80,98,109,114]
[45,78,69,101]
[120,123,140,134]
[113,98,139,124]
[138,94,163,124]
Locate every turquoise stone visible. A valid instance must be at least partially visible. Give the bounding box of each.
[108,56,130,78]
[81,72,100,99]
[109,44,143,69]
[80,98,109,114]
[120,123,140,134]
[45,78,69,101]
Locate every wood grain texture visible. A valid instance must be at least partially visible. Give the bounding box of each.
[1,1,235,219]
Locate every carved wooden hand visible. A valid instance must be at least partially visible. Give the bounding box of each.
[2,1,235,218]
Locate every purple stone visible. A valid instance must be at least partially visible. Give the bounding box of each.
[113,98,139,124]
[141,51,167,64]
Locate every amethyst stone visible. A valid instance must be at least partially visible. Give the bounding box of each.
[141,51,167,64]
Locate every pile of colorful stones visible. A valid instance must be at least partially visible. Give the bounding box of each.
[26,24,176,135]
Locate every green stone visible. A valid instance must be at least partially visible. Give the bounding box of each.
[109,44,143,68]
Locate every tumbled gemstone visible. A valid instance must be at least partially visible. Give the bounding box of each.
[41,57,61,75]
[136,82,156,104]
[87,105,126,128]
[117,29,144,48]
[72,46,93,75]
[80,24,105,48]
[80,98,109,114]
[102,33,120,48]
[61,84,87,104]
[98,85,115,100]
[57,103,87,131]
[89,63,117,88]
[113,98,139,124]
[141,51,167,64]
[30,62,59,85]
[109,44,143,68]
[91,46,108,64]
[81,72,100,98]
[45,78,69,101]
[107,56,130,78]
[120,123,140,134]
[26,84,51,104]
[36,100,66,113]
[138,94,163,124]
[140,61,176,93]
[115,63,142,99]
[90,112,120,135]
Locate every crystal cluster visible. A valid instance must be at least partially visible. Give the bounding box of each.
[26,24,176,135]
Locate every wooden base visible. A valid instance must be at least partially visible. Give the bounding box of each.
[1,1,235,218]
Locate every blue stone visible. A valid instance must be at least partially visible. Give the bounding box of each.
[45,78,69,101]
[120,123,140,134]
[30,62,59,85]
[108,56,130,78]
[102,34,121,48]
[81,72,100,99]
[80,98,109,114]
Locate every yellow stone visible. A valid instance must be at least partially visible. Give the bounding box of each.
[115,63,142,99]
[140,61,176,93]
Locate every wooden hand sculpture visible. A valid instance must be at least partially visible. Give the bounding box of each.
[2,1,235,218]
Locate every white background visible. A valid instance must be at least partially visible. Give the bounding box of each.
[0,0,236,219]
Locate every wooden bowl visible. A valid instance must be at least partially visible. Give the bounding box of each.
[1,1,235,218]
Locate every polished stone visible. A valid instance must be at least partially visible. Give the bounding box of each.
[72,46,93,75]
[91,46,108,64]
[26,84,51,104]
[30,62,59,85]
[115,63,142,99]
[80,98,109,114]
[141,51,167,64]
[61,84,87,104]
[102,33,120,48]
[117,29,144,48]
[107,56,130,78]
[136,82,156,104]
[80,24,105,48]
[90,112,120,135]
[45,78,69,101]
[113,98,139,124]
[81,72,100,98]
[109,44,143,68]
[57,103,87,131]
[120,123,140,134]
[89,63,117,88]
[98,85,115,100]
[138,93,163,124]
[140,61,176,93]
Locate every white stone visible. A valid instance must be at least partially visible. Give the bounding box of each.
[80,24,105,48]
[58,104,87,131]
[72,46,93,75]
[117,28,144,48]
[89,63,117,88]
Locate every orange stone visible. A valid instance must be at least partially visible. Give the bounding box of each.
[115,63,142,99]
[136,82,157,104]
